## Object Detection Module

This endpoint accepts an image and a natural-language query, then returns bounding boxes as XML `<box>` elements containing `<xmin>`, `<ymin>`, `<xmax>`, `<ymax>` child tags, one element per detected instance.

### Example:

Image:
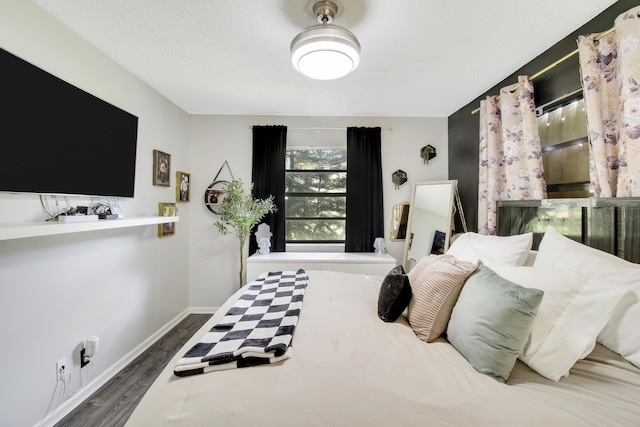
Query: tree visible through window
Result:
<box><xmin>285</xmin><ymin>149</ymin><xmax>346</xmax><ymax>243</ymax></box>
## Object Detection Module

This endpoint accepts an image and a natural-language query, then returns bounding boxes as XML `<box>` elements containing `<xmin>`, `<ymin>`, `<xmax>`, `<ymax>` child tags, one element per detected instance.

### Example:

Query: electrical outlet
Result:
<box><xmin>56</xmin><ymin>357</ymin><xmax>67</xmax><ymax>380</ymax></box>
<box><xmin>80</xmin><ymin>348</ymin><xmax>89</xmax><ymax>368</ymax></box>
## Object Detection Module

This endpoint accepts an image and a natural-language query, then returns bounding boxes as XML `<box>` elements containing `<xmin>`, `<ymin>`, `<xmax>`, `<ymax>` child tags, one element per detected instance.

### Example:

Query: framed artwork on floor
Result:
<box><xmin>176</xmin><ymin>171</ymin><xmax>190</xmax><ymax>202</ymax></box>
<box><xmin>153</xmin><ymin>150</ymin><xmax>171</xmax><ymax>186</ymax></box>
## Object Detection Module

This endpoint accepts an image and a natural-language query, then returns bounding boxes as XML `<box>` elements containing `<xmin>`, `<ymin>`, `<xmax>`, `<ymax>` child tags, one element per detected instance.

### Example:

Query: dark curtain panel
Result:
<box><xmin>345</xmin><ymin>127</ymin><xmax>384</xmax><ymax>252</ymax></box>
<box><xmin>250</xmin><ymin>125</ymin><xmax>287</xmax><ymax>255</ymax></box>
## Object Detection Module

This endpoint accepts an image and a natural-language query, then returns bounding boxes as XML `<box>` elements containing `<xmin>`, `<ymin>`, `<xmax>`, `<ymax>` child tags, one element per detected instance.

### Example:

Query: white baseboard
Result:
<box><xmin>36</xmin><ymin>308</ymin><xmax>191</xmax><ymax>427</ymax></box>
<box><xmin>188</xmin><ymin>306</ymin><xmax>219</xmax><ymax>314</ymax></box>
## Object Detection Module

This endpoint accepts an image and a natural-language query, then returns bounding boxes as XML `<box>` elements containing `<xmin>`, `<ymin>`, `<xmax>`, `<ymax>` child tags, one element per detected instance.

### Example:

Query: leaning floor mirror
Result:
<box><xmin>402</xmin><ymin>180</ymin><xmax>457</xmax><ymax>272</ymax></box>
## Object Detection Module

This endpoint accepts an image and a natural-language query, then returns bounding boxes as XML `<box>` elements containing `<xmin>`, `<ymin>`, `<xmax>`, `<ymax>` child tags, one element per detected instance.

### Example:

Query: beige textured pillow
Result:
<box><xmin>407</xmin><ymin>254</ymin><xmax>441</xmax><ymax>286</ymax></box>
<box><xmin>408</xmin><ymin>255</ymin><xmax>478</xmax><ymax>342</ymax></box>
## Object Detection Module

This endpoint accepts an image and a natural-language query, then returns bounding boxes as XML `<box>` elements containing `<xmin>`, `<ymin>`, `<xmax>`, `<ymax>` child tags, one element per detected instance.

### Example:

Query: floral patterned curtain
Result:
<box><xmin>578</xmin><ymin>6</ymin><xmax>640</xmax><ymax>197</ymax></box>
<box><xmin>478</xmin><ymin>76</ymin><xmax>547</xmax><ymax>235</ymax></box>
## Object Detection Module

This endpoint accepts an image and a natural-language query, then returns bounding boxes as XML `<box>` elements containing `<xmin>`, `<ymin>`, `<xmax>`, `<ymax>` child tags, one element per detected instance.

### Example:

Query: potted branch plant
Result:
<box><xmin>214</xmin><ymin>179</ymin><xmax>277</xmax><ymax>287</ymax></box>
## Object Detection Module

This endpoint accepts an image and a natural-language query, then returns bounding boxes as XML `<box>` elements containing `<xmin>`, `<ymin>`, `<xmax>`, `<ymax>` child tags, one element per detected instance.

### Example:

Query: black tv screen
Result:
<box><xmin>0</xmin><ymin>47</ymin><xmax>138</xmax><ymax>198</ymax></box>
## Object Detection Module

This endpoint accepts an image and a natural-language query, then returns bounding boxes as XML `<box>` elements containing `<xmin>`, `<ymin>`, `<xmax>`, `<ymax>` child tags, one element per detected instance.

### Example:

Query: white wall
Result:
<box><xmin>0</xmin><ymin>2</ymin><xmax>448</xmax><ymax>426</ymax></box>
<box><xmin>187</xmin><ymin>115</ymin><xmax>448</xmax><ymax>308</ymax></box>
<box><xmin>0</xmin><ymin>1</ymin><xmax>191</xmax><ymax>426</ymax></box>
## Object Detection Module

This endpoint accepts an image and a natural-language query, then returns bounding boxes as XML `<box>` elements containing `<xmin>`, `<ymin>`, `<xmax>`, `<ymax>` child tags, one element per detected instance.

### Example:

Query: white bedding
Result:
<box><xmin>125</xmin><ymin>270</ymin><xmax>640</xmax><ymax>427</ymax></box>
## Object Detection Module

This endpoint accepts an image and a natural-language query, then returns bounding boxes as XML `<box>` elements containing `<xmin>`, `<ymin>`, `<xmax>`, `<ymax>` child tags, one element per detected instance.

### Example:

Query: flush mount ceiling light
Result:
<box><xmin>290</xmin><ymin>1</ymin><xmax>361</xmax><ymax>80</ymax></box>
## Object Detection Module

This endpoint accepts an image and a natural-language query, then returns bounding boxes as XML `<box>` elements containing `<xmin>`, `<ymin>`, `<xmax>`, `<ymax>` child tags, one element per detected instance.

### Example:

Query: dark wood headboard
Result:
<box><xmin>497</xmin><ymin>198</ymin><xmax>640</xmax><ymax>264</ymax></box>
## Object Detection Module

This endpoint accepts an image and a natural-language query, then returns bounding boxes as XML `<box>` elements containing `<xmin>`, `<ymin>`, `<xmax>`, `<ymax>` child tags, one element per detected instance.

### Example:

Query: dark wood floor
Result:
<box><xmin>54</xmin><ymin>313</ymin><xmax>211</xmax><ymax>427</ymax></box>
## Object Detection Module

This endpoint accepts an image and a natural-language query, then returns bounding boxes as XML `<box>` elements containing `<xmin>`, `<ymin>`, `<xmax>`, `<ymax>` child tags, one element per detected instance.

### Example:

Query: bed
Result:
<box><xmin>125</xmin><ymin>226</ymin><xmax>640</xmax><ymax>426</ymax></box>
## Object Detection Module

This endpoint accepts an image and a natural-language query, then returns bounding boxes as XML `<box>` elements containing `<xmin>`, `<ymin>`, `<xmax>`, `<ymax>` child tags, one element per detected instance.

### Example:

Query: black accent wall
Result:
<box><xmin>448</xmin><ymin>0</ymin><xmax>638</xmax><ymax>232</ymax></box>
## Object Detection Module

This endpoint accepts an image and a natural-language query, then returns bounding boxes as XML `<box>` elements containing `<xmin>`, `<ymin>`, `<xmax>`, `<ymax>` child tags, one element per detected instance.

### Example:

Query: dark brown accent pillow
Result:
<box><xmin>377</xmin><ymin>265</ymin><xmax>412</xmax><ymax>322</ymax></box>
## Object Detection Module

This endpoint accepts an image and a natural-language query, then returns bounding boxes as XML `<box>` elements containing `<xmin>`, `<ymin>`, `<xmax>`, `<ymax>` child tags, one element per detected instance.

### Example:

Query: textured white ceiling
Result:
<box><xmin>34</xmin><ymin>0</ymin><xmax>618</xmax><ymax>117</ymax></box>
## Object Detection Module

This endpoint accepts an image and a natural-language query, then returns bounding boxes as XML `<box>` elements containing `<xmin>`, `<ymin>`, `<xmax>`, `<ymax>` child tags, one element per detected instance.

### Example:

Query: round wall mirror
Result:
<box><xmin>204</xmin><ymin>180</ymin><xmax>229</xmax><ymax>214</ymax></box>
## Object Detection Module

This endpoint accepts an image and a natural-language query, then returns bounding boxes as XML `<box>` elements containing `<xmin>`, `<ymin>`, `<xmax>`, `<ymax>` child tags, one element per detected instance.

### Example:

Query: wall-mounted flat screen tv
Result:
<box><xmin>0</xmin><ymin>46</ymin><xmax>139</xmax><ymax>198</ymax></box>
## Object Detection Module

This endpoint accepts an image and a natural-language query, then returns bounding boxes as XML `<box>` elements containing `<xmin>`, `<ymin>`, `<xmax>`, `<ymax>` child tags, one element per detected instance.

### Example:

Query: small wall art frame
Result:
<box><xmin>153</xmin><ymin>150</ymin><xmax>171</xmax><ymax>186</ymax></box>
<box><xmin>158</xmin><ymin>202</ymin><xmax>177</xmax><ymax>237</ymax></box>
<box><xmin>176</xmin><ymin>171</ymin><xmax>190</xmax><ymax>202</ymax></box>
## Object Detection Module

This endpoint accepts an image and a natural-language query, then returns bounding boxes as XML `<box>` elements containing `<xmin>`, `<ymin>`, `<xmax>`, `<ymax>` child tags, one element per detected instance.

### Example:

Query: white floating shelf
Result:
<box><xmin>0</xmin><ymin>216</ymin><xmax>179</xmax><ymax>241</ymax></box>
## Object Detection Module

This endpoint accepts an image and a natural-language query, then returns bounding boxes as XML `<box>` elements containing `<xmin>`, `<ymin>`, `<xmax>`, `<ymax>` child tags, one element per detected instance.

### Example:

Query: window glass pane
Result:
<box><xmin>542</xmin><ymin>143</ymin><xmax>590</xmax><ymax>185</ymax></box>
<box><xmin>537</xmin><ymin>99</ymin><xmax>587</xmax><ymax>148</ymax></box>
<box><xmin>286</xmin><ymin>219</ymin><xmax>346</xmax><ymax>241</ymax></box>
<box><xmin>285</xmin><ymin>148</ymin><xmax>347</xmax><ymax>243</ymax></box>
<box><xmin>286</xmin><ymin>196</ymin><xmax>346</xmax><ymax>218</ymax></box>
<box><xmin>537</xmin><ymin>98</ymin><xmax>591</xmax><ymax>198</ymax></box>
<box><xmin>285</xmin><ymin>149</ymin><xmax>346</xmax><ymax>170</ymax></box>
<box><xmin>286</xmin><ymin>171</ymin><xmax>346</xmax><ymax>193</ymax></box>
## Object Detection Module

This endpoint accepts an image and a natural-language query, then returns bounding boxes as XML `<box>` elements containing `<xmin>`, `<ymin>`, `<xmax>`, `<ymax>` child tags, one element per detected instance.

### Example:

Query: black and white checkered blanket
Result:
<box><xmin>174</xmin><ymin>269</ymin><xmax>308</xmax><ymax>377</ymax></box>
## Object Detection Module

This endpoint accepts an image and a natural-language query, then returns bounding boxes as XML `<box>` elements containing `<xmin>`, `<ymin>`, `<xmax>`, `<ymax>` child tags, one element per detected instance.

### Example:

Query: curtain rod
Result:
<box><xmin>250</xmin><ymin>126</ymin><xmax>392</xmax><ymax>131</ymax></box>
<box><xmin>471</xmin><ymin>26</ymin><xmax>615</xmax><ymax>115</ymax></box>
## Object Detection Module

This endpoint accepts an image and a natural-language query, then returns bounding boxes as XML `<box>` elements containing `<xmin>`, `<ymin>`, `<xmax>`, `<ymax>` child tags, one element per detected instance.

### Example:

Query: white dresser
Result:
<box><xmin>246</xmin><ymin>252</ymin><xmax>397</xmax><ymax>282</ymax></box>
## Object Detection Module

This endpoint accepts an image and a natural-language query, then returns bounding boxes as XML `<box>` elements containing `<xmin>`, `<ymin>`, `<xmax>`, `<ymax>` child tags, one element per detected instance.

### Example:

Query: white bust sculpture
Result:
<box><xmin>255</xmin><ymin>223</ymin><xmax>273</xmax><ymax>255</ymax></box>
<box><xmin>258</xmin><ymin>237</ymin><xmax>271</xmax><ymax>255</ymax></box>
<box><xmin>373</xmin><ymin>237</ymin><xmax>386</xmax><ymax>254</ymax></box>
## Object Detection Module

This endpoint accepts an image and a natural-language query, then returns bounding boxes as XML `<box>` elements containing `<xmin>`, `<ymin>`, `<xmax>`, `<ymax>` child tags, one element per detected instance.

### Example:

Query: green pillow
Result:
<box><xmin>446</xmin><ymin>263</ymin><xmax>543</xmax><ymax>383</ymax></box>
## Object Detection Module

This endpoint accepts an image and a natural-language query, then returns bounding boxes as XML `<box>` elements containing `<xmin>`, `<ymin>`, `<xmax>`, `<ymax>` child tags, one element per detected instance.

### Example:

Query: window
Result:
<box><xmin>285</xmin><ymin>149</ymin><xmax>347</xmax><ymax>243</ymax></box>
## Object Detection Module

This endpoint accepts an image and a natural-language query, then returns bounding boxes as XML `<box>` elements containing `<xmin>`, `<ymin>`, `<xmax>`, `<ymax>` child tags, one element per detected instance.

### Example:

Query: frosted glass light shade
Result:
<box><xmin>290</xmin><ymin>24</ymin><xmax>360</xmax><ymax>80</ymax></box>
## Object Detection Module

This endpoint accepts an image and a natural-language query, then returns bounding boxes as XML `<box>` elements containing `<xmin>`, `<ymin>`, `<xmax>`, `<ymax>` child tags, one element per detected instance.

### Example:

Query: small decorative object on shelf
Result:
<box><xmin>258</xmin><ymin>237</ymin><xmax>271</xmax><ymax>254</ymax></box>
<box><xmin>107</xmin><ymin>198</ymin><xmax>123</xmax><ymax>218</ymax></box>
<box><xmin>158</xmin><ymin>202</ymin><xmax>177</xmax><ymax>237</ymax></box>
<box><xmin>392</xmin><ymin>169</ymin><xmax>407</xmax><ymax>189</ymax></box>
<box><xmin>254</xmin><ymin>223</ymin><xmax>273</xmax><ymax>255</ymax></box>
<box><xmin>373</xmin><ymin>237</ymin><xmax>386</xmax><ymax>254</ymax></box>
<box><xmin>420</xmin><ymin>145</ymin><xmax>436</xmax><ymax>164</ymax></box>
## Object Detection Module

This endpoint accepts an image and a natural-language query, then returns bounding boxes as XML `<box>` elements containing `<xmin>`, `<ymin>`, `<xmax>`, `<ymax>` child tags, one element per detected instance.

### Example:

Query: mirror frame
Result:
<box><xmin>389</xmin><ymin>201</ymin><xmax>410</xmax><ymax>241</ymax></box>
<box><xmin>402</xmin><ymin>180</ymin><xmax>457</xmax><ymax>271</ymax></box>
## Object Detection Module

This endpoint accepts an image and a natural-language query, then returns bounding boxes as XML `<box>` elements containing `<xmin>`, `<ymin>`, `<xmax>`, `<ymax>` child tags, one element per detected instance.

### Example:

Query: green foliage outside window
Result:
<box><xmin>285</xmin><ymin>149</ymin><xmax>347</xmax><ymax>242</ymax></box>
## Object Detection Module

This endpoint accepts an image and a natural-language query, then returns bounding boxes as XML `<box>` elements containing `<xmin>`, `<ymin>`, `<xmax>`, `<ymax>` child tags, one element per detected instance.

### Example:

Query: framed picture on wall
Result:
<box><xmin>158</xmin><ymin>221</ymin><xmax>175</xmax><ymax>237</ymax></box>
<box><xmin>176</xmin><ymin>171</ymin><xmax>190</xmax><ymax>202</ymax></box>
<box><xmin>153</xmin><ymin>150</ymin><xmax>171</xmax><ymax>186</ymax></box>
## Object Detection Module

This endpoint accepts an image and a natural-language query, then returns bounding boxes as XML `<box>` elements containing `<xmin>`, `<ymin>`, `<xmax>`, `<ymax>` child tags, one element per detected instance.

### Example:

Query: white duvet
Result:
<box><xmin>126</xmin><ymin>270</ymin><xmax>640</xmax><ymax>427</ymax></box>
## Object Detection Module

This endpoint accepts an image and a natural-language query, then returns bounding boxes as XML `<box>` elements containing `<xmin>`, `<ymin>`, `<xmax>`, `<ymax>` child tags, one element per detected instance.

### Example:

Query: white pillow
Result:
<box><xmin>445</xmin><ymin>232</ymin><xmax>533</xmax><ymax>268</ymax></box>
<box><xmin>534</xmin><ymin>226</ymin><xmax>640</xmax><ymax>368</ymax></box>
<box><xmin>492</xmin><ymin>265</ymin><xmax>628</xmax><ymax>381</ymax></box>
